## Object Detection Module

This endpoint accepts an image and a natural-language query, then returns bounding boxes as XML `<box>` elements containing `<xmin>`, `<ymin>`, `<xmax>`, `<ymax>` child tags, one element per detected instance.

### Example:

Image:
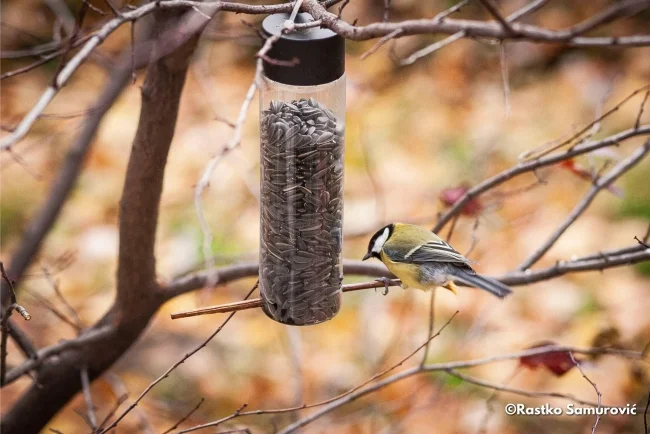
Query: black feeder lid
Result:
<box><xmin>261</xmin><ymin>13</ymin><xmax>345</xmax><ymax>86</ymax></box>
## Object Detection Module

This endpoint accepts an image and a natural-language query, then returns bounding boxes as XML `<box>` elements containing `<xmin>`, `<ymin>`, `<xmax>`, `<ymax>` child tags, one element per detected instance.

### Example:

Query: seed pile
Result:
<box><xmin>260</xmin><ymin>98</ymin><xmax>344</xmax><ymax>326</ymax></box>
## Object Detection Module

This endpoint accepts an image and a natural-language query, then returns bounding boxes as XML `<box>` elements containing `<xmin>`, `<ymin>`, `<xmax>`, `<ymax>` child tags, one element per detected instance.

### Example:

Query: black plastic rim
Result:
<box><xmin>261</xmin><ymin>13</ymin><xmax>345</xmax><ymax>86</ymax></box>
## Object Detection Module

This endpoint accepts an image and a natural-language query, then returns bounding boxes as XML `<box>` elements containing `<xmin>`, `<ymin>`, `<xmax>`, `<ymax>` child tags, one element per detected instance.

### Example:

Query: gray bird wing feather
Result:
<box><xmin>384</xmin><ymin>239</ymin><xmax>471</xmax><ymax>265</ymax></box>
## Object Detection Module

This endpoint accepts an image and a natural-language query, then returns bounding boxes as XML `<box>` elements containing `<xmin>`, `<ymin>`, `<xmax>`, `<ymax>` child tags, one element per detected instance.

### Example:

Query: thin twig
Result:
<box><xmin>96</xmin><ymin>393</ymin><xmax>129</xmax><ymax>432</ymax></box>
<box><xmin>178</xmin><ymin>312</ymin><xmax>458</xmax><ymax>433</ymax></box>
<box><xmin>161</xmin><ymin>397</ymin><xmax>205</xmax><ymax>434</ymax></box>
<box><xmin>433</xmin><ymin>0</ymin><xmax>470</xmax><ymax>23</ymax></box>
<box><xmin>1</xmin><ymin>262</ymin><xmax>31</xmax><ymax>385</ymax></box>
<box><xmin>360</xmin><ymin>28</ymin><xmax>402</xmax><ymax>59</ymax></box>
<box><xmin>165</xmin><ymin>241</ymin><xmax>650</xmax><ymax>316</ymax></box>
<box><xmin>506</xmin><ymin>0</ymin><xmax>549</xmax><ymax>22</ymax></box>
<box><xmin>519</xmin><ymin>84</ymin><xmax>650</xmax><ymax>161</ymax></box>
<box><xmin>171</xmin><ymin>279</ymin><xmax>401</xmax><ymax>318</ymax></box>
<box><xmin>103</xmin><ymin>373</ymin><xmax>155</xmax><ymax>434</ymax></box>
<box><xmin>478</xmin><ymin>0</ymin><xmax>517</xmax><ymax>36</ymax></box>
<box><xmin>41</xmin><ymin>265</ymin><xmax>83</xmax><ymax>329</ymax></box>
<box><xmin>26</xmin><ymin>289</ymin><xmax>81</xmax><ymax>332</ymax></box>
<box><xmin>337</xmin><ymin>0</ymin><xmax>350</xmax><ymax>19</ymax></box>
<box><xmin>636</xmin><ymin>90</ymin><xmax>650</xmax><ymax>130</ymax></box>
<box><xmin>80</xmin><ymin>365</ymin><xmax>98</xmax><ymax>429</ymax></box>
<box><xmin>518</xmin><ymin>139</ymin><xmax>650</xmax><ymax>270</ymax></box>
<box><xmin>476</xmin><ymin>367</ymin><xmax>521</xmax><ymax>434</ymax></box>
<box><xmin>383</xmin><ymin>0</ymin><xmax>391</xmax><ymax>22</ymax></box>
<box><xmin>434</xmin><ymin>121</ymin><xmax>650</xmax><ymax>232</ymax></box>
<box><xmin>446</xmin><ymin>368</ymin><xmax>601</xmax><ymax>408</ymax></box>
<box><xmin>500</xmin><ymin>42</ymin><xmax>510</xmax><ymax>117</ymax></box>
<box><xmin>3</xmin><ymin>325</ymin><xmax>112</xmax><ymax>386</ymax></box>
<box><xmin>570</xmin><ymin>352</ymin><xmax>601</xmax><ymax>433</ymax></box>
<box><xmin>104</xmin><ymin>0</ymin><xmax>122</xmax><ymax>16</ymax></box>
<box><xmin>273</xmin><ymin>343</ymin><xmax>635</xmax><ymax>434</ymax></box>
<box><xmin>98</xmin><ymin>282</ymin><xmax>259</xmax><ymax>434</ymax></box>
<box><xmin>420</xmin><ymin>288</ymin><xmax>437</xmax><ymax>366</ymax></box>
<box><xmin>399</xmin><ymin>31</ymin><xmax>466</xmax><ymax>65</ymax></box>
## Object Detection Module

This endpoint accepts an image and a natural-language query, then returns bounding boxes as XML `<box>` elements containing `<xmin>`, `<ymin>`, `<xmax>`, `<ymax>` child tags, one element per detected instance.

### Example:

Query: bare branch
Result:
<box><xmin>41</xmin><ymin>265</ymin><xmax>84</xmax><ymax>329</ymax></box>
<box><xmin>178</xmin><ymin>312</ymin><xmax>458</xmax><ymax>433</ymax></box>
<box><xmin>3</xmin><ymin>325</ymin><xmax>112</xmax><ymax>386</ymax></box>
<box><xmin>420</xmin><ymin>289</ymin><xmax>437</xmax><ymax>366</ymax></box>
<box><xmin>500</xmin><ymin>248</ymin><xmax>650</xmax><ymax>285</ymax></box>
<box><xmin>104</xmin><ymin>0</ymin><xmax>122</xmax><ymax>17</ymax></box>
<box><xmin>80</xmin><ymin>365</ymin><xmax>97</xmax><ymax>429</ymax></box>
<box><xmin>1</xmin><ymin>11</ymin><xmax>201</xmax><ymax>432</ymax></box>
<box><xmin>360</xmin><ymin>28</ymin><xmax>402</xmax><ymax>59</ymax></box>
<box><xmin>568</xmin><ymin>0</ymin><xmax>650</xmax><ymax>37</ymax></box>
<box><xmin>170</xmin><ymin>277</ymin><xmax>400</xmax><ymax>319</ymax></box>
<box><xmin>0</xmin><ymin>41</ymin><xmax>151</xmax><ymax>309</ymax></box>
<box><xmin>0</xmin><ymin>1</ymin><xmax>304</xmax><ymax>151</ymax></box>
<box><xmin>478</xmin><ymin>0</ymin><xmax>517</xmax><ymax>36</ymax></box>
<box><xmin>302</xmin><ymin>0</ymin><xmax>650</xmax><ymax>46</ymax></box>
<box><xmin>637</xmin><ymin>90</ymin><xmax>650</xmax><ymax>130</ymax></box>
<box><xmin>194</xmin><ymin>6</ymin><xmax>311</xmax><ymax>291</ymax></box>
<box><xmin>0</xmin><ymin>262</ymin><xmax>31</xmax><ymax>385</ymax></box>
<box><xmin>506</xmin><ymin>0</ymin><xmax>549</xmax><ymax>22</ymax></box>
<box><xmin>570</xmin><ymin>353</ymin><xmax>601</xmax><ymax>433</ymax></box>
<box><xmin>4</xmin><ymin>0</ymin><xmax>650</xmax><ymax>150</ymax></box>
<box><xmin>518</xmin><ymin>139</ymin><xmax>650</xmax><ymax>270</ymax></box>
<box><xmin>98</xmin><ymin>283</ymin><xmax>258</xmax><ymax>434</ymax></box>
<box><xmin>44</xmin><ymin>0</ymin><xmax>76</xmax><ymax>36</ymax></box>
<box><xmin>273</xmin><ymin>344</ymin><xmax>643</xmax><ymax>434</ymax></box>
<box><xmin>520</xmin><ymin>84</ymin><xmax>650</xmax><ymax>161</ymax></box>
<box><xmin>399</xmin><ymin>31</ymin><xmax>466</xmax><ymax>66</ymax></box>
<box><xmin>445</xmin><ymin>369</ymin><xmax>601</xmax><ymax>408</ymax></box>
<box><xmin>500</xmin><ymin>42</ymin><xmax>510</xmax><ymax>116</ymax></box>
<box><xmin>168</xmin><ymin>242</ymin><xmax>650</xmax><ymax>318</ymax></box>
<box><xmin>162</xmin><ymin>398</ymin><xmax>205</xmax><ymax>434</ymax></box>
<box><xmin>434</xmin><ymin>122</ymin><xmax>650</xmax><ymax>232</ymax></box>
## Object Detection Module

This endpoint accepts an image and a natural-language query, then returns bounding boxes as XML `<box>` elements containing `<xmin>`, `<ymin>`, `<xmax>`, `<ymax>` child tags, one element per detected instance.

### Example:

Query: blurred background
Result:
<box><xmin>1</xmin><ymin>0</ymin><xmax>650</xmax><ymax>432</ymax></box>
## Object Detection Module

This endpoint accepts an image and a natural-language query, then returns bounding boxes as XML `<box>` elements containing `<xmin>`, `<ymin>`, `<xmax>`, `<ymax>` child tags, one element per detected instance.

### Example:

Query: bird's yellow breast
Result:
<box><xmin>380</xmin><ymin>251</ymin><xmax>431</xmax><ymax>290</ymax></box>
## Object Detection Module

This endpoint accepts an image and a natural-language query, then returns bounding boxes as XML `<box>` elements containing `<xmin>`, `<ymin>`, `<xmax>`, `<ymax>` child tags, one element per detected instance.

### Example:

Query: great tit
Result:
<box><xmin>362</xmin><ymin>223</ymin><xmax>512</xmax><ymax>298</ymax></box>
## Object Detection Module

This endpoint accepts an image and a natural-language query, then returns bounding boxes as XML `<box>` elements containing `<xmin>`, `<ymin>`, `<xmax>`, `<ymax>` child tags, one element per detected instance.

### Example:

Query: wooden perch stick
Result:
<box><xmin>170</xmin><ymin>279</ymin><xmax>401</xmax><ymax>319</ymax></box>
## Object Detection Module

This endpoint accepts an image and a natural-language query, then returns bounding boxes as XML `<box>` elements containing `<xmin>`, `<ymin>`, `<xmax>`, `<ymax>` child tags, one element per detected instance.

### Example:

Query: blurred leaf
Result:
<box><xmin>558</xmin><ymin>159</ymin><xmax>622</xmax><ymax>197</ymax></box>
<box><xmin>519</xmin><ymin>341</ymin><xmax>577</xmax><ymax>377</ymax></box>
<box><xmin>439</xmin><ymin>184</ymin><xmax>483</xmax><ymax>216</ymax></box>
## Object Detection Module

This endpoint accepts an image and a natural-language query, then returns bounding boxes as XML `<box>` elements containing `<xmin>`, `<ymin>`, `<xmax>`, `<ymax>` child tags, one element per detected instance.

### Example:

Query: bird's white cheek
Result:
<box><xmin>372</xmin><ymin>228</ymin><xmax>390</xmax><ymax>253</ymax></box>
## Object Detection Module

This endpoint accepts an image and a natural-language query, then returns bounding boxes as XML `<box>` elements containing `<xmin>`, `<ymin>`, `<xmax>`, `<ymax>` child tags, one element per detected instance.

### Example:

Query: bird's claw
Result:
<box><xmin>375</xmin><ymin>277</ymin><xmax>391</xmax><ymax>296</ymax></box>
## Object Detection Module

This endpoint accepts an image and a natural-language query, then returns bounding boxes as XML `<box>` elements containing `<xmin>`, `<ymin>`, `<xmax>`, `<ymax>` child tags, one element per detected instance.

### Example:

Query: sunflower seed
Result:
<box><xmin>260</xmin><ymin>97</ymin><xmax>345</xmax><ymax>326</ymax></box>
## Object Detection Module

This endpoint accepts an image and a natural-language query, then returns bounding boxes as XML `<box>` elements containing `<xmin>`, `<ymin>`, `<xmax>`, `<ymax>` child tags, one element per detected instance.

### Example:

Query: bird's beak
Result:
<box><xmin>362</xmin><ymin>252</ymin><xmax>372</xmax><ymax>261</ymax></box>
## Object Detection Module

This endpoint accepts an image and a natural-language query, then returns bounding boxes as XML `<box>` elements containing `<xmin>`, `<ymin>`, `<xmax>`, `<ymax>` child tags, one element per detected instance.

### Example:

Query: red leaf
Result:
<box><xmin>439</xmin><ymin>184</ymin><xmax>483</xmax><ymax>216</ymax></box>
<box><xmin>519</xmin><ymin>341</ymin><xmax>577</xmax><ymax>377</ymax></box>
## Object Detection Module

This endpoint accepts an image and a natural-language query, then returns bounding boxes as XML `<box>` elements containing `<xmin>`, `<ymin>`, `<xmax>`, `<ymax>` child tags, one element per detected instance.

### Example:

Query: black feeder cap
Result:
<box><xmin>261</xmin><ymin>13</ymin><xmax>345</xmax><ymax>86</ymax></box>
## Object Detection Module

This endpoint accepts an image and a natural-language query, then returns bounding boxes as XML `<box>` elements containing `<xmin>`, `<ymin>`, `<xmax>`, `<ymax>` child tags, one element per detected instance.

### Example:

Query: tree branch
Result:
<box><xmin>518</xmin><ymin>139</ymin><xmax>650</xmax><ymax>270</ymax></box>
<box><xmin>273</xmin><ymin>344</ymin><xmax>645</xmax><ymax>434</ymax></box>
<box><xmin>3</xmin><ymin>0</ymin><xmax>650</xmax><ymax>151</ymax></box>
<box><xmin>0</xmin><ymin>45</ymin><xmax>152</xmax><ymax>308</ymax></box>
<box><xmin>0</xmin><ymin>10</ymin><xmax>200</xmax><ymax>433</ymax></box>
<box><xmin>433</xmin><ymin>123</ymin><xmax>650</xmax><ymax>232</ymax></box>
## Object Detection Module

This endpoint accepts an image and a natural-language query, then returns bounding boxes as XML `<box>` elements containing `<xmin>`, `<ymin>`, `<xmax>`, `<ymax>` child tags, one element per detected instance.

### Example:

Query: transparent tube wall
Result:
<box><xmin>259</xmin><ymin>74</ymin><xmax>345</xmax><ymax>326</ymax></box>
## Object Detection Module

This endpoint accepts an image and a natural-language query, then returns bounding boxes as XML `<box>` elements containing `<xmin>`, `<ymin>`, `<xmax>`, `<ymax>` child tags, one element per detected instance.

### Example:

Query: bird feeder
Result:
<box><xmin>258</xmin><ymin>12</ymin><xmax>346</xmax><ymax>325</ymax></box>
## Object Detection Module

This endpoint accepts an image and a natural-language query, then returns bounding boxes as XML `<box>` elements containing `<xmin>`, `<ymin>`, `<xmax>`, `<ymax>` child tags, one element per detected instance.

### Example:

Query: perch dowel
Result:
<box><xmin>170</xmin><ymin>279</ymin><xmax>401</xmax><ymax>319</ymax></box>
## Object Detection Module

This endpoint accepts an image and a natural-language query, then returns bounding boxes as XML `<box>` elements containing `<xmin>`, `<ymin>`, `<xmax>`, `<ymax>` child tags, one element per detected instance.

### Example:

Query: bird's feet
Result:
<box><xmin>375</xmin><ymin>277</ymin><xmax>392</xmax><ymax>296</ymax></box>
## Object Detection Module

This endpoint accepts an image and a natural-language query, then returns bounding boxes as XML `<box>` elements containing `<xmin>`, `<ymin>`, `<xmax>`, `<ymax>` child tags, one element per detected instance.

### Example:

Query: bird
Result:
<box><xmin>362</xmin><ymin>223</ymin><xmax>512</xmax><ymax>298</ymax></box>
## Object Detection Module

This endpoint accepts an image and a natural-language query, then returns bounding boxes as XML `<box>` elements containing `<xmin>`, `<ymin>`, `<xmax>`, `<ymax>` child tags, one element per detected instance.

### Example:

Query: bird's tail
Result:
<box><xmin>451</xmin><ymin>268</ymin><xmax>512</xmax><ymax>299</ymax></box>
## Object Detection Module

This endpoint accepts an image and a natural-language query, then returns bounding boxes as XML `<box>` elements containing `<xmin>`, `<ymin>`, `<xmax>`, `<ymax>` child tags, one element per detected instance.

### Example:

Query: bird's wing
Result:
<box><xmin>398</xmin><ymin>239</ymin><xmax>470</xmax><ymax>264</ymax></box>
